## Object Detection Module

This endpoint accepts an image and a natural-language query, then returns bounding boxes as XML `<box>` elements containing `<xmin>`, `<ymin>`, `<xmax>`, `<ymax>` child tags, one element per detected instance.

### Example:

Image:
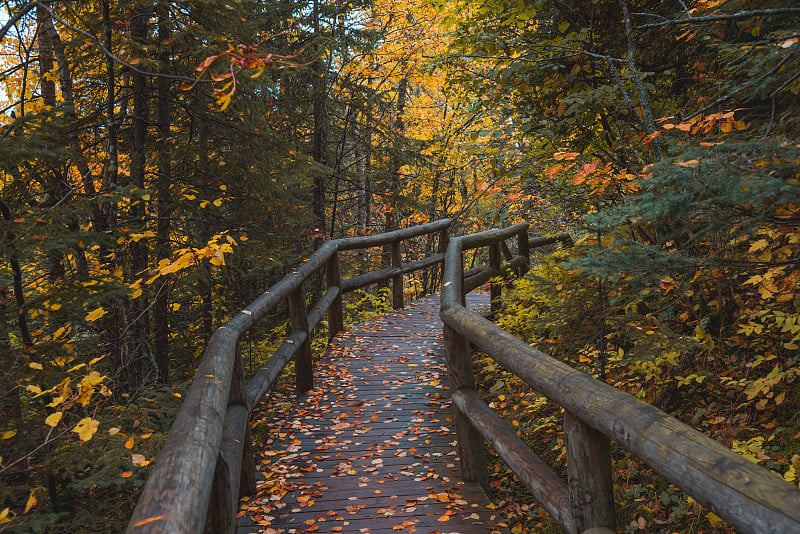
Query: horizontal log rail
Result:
<box><xmin>440</xmin><ymin>223</ymin><xmax>800</xmax><ymax>534</ymax></box>
<box><xmin>126</xmin><ymin>219</ymin><xmax>451</xmax><ymax>534</ymax></box>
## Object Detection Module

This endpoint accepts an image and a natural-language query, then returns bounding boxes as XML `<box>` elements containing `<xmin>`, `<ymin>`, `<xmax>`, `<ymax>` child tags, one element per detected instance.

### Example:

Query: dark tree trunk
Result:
<box><xmin>199</xmin><ymin>114</ymin><xmax>213</xmax><ymax>338</ymax></box>
<box><xmin>311</xmin><ymin>0</ymin><xmax>326</xmax><ymax>239</ymax></box>
<box><xmin>37</xmin><ymin>6</ymin><xmax>65</xmax><ymax>282</ymax></box>
<box><xmin>153</xmin><ymin>12</ymin><xmax>172</xmax><ymax>382</ymax></box>
<box><xmin>123</xmin><ymin>6</ymin><xmax>153</xmax><ymax>389</ymax></box>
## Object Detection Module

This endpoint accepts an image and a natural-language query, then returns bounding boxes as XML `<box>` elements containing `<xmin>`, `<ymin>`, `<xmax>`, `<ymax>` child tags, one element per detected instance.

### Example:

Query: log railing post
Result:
<box><xmin>391</xmin><ymin>240</ymin><xmax>404</xmax><ymax>309</ymax></box>
<box><xmin>288</xmin><ymin>286</ymin><xmax>313</xmax><ymax>394</ymax></box>
<box><xmin>239</xmin><ymin>424</ymin><xmax>257</xmax><ymax>498</ymax></box>
<box><xmin>564</xmin><ymin>413</ymin><xmax>616</xmax><ymax>534</ymax></box>
<box><xmin>438</xmin><ymin>227</ymin><xmax>450</xmax><ymax>253</ymax></box>
<box><xmin>488</xmin><ymin>243</ymin><xmax>502</xmax><ymax>314</ymax></box>
<box><xmin>230</xmin><ymin>342</ymin><xmax>256</xmax><ymax>500</ymax></box>
<box><xmin>326</xmin><ymin>250</ymin><xmax>344</xmax><ymax>340</ymax></box>
<box><xmin>443</xmin><ymin>324</ymin><xmax>489</xmax><ymax>488</ymax></box>
<box><xmin>203</xmin><ymin>452</ymin><xmax>234</xmax><ymax>534</ymax></box>
<box><xmin>518</xmin><ymin>228</ymin><xmax>530</xmax><ymax>276</ymax></box>
<box><xmin>436</xmin><ymin>228</ymin><xmax>450</xmax><ymax>293</ymax></box>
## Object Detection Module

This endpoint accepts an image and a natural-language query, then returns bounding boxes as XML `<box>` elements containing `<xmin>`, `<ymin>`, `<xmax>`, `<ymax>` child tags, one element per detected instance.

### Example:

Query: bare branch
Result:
<box><xmin>0</xmin><ymin>0</ymin><xmax>45</xmax><ymax>42</ymax></box>
<box><xmin>33</xmin><ymin>2</ymin><xmax>201</xmax><ymax>83</ymax></box>
<box><xmin>639</xmin><ymin>8</ymin><xmax>800</xmax><ymax>28</ymax></box>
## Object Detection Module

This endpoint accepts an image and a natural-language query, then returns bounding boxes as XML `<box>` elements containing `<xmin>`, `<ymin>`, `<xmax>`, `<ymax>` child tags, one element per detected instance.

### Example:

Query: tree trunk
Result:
<box><xmin>153</xmin><ymin>12</ymin><xmax>172</xmax><ymax>382</ymax></box>
<box><xmin>199</xmin><ymin>113</ymin><xmax>213</xmax><ymax>338</ymax></box>
<box><xmin>311</xmin><ymin>0</ymin><xmax>326</xmax><ymax>239</ymax></box>
<box><xmin>385</xmin><ymin>66</ymin><xmax>409</xmax><ymax>235</ymax></box>
<box><xmin>37</xmin><ymin>6</ymin><xmax>65</xmax><ymax>283</ymax></box>
<box><xmin>123</xmin><ymin>6</ymin><xmax>153</xmax><ymax>389</ymax></box>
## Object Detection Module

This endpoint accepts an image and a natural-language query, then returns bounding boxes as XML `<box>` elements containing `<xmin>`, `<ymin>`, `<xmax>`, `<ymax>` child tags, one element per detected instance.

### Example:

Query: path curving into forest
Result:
<box><xmin>237</xmin><ymin>292</ymin><xmax>509</xmax><ymax>534</ymax></box>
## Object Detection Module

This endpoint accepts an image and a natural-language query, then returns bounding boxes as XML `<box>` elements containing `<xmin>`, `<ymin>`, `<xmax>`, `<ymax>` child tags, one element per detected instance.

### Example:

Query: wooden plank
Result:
<box><xmin>129</xmin><ymin>224</ymin><xmax>454</xmax><ymax>534</ymax></box>
<box><xmin>239</xmin><ymin>424</ymin><xmax>257</xmax><ymax>499</ymax></box>
<box><xmin>528</xmin><ymin>232</ymin><xmax>572</xmax><ymax>250</ymax></box>
<box><xmin>452</xmin><ymin>388</ymin><xmax>573</xmax><ymax>532</ymax></box>
<box><xmin>341</xmin><ymin>266</ymin><xmax>402</xmax><ymax>293</ymax></box>
<box><xmin>240</xmin><ymin>294</ymin><xmax>506</xmax><ymax>534</ymax></box>
<box><xmin>219</xmin><ymin>404</ymin><xmax>249</xmax><ymax>528</ymax></box>
<box><xmin>391</xmin><ymin>240</ymin><xmax>404</xmax><ymax>309</ymax></box>
<box><xmin>489</xmin><ymin>243</ymin><xmax>501</xmax><ymax>314</ymax></box>
<box><xmin>460</xmin><ymin>222</ymin><xmax>528</xmax><ymax>251</ymax></box>
<box><xmin>288</xmin><ymin>286</ymin><xmax>313</xmax><ymax>394</ymax></box>
<box><xmin>203</xmin><ymin>452</ymin><xmax>233</xmax><ymax>534</ymax></box>
<box><xmin>335</xmin><ymin>218</ymin><xmax>451</xmax><ymax>251</ymax></box>
<box><xmin>443</xmin><ymin>324</ymin><xmax>489</xmax><ymax>488</ymax></box>
<box><xmin>326</xmin><ymin>251</ymin><xmax>344</xmax><ymax>340</ymax></box>
<box><xmin>401</xmin><ymin>252</ymin><xmax>444</xmax><ymax>274</ymax></box>
<box><xmin>245</xmin><ymin>330</ymin><xmax>305</xmax><ymax>411</ymax></box>
<box><xmin>127</xmin><ymin>327</ymin><xmax>238</xmax><ymax>534</ymax></box>
<box><xmin>307</xmin><ymin>285</ymin><xmax>339</xmax><ymax>334</ymax></box>
<box><xmin>564</xmin><ymin>412</ymin><xmax>615</xmax><ymax>534</ymax></box>
<box><xmin>517</xmin><ymin>227</ymin><xmax>530</xmax><ymax>276</ymax></box>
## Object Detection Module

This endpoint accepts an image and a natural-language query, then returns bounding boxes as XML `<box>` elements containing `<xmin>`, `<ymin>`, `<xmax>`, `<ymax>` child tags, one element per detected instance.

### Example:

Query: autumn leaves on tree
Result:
<box><xmin>1</xmin><ymin>0</ymin><xmax>800</xmax><ymax>531</ymax></box>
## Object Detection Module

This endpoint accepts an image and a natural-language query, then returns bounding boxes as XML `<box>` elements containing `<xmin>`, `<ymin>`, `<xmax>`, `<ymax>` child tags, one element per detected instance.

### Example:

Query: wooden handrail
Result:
<box><xmin>440</xmin><ymin>224</ymin><xmax>800</xmax><ymax>534</ymax></box>
<box><xmin>125</xmin><ymin>219</ymin><xmax>451</xmax><ymax>533</ymax></box>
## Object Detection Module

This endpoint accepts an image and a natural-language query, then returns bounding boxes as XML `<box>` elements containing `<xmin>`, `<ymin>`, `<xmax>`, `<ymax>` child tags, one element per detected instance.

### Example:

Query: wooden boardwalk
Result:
<box><xmin>238</xmin><ymin>293</ymin><xmax>509</xmax><ymax>534</ymax></box>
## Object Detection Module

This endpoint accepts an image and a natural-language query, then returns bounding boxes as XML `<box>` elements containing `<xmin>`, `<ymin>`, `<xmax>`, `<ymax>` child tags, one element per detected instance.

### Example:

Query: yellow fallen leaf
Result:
<box><xmin>45</xmin><ymin>412</ymin><xmax>63</xmax><ymax>427</ymax></box>
<box><xmin>0</xmin><ymin>507</ymin><xmax>10</xmax><ymax>524</ymax></box>
<box><xmin>2</xmin><ymin>431</ymin><xmax>16</xmax><ymax>440</ymax></box>
<box><xmin>29</xmin><ymin>362</ymin><xmax>43</xmax><ymax>370</ymax></box>
<box><xmin>24</xmin><ymin>489</ymin><xmax>37</xmax><ymax>514</ymax></box>
<box><xmin>85</xmin><ymin>307</ymin><xmax>107</xmax><ymax>322</ymax></box>
<box><xmin>72</xmin><ymin>417</ymin><xmax>99</xmax><ymax>442</ymax></box>
<box><xmin>125</xmin><ymin>436</ymin><xmax>135</xmax><ymax>449</ymax></box>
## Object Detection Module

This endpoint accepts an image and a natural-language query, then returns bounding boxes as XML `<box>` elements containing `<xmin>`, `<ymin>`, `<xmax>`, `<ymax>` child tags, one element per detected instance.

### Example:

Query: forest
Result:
<box><xmin>0</xmin><ymin>0</ymin><xmax>799</xmax><ymax>531</ymax></box>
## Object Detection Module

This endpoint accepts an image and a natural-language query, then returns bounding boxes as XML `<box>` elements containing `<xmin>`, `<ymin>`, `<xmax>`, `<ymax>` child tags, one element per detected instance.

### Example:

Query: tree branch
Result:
<box><xmin>639</xmin><ymin>8</ymin><xmax>800</xmax><ymax>28</ymax></box>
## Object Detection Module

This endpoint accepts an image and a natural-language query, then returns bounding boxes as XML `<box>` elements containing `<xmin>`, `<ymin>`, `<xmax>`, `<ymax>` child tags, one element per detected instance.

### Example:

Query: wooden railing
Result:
<box><xmin>125</xmin><ymin>219</ymin><xmax>451</xmax><ymax>534</ymax></box>
<box><xmin>440</xmin><ymin>222</ymin><xmax>800</xmax><ymax>534</ymax></box>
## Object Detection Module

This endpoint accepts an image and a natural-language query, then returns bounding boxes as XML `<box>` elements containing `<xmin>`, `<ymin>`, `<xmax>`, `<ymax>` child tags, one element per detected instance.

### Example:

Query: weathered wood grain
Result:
<box><xmin>203</xmin><ymin>452</ymin><xmax>233</xmax><ymax>534</ymax></box>
<box><xmin>336</xmin><ymin>218</ymin><xmax>451</xmax><ymax>250</ymax></box>
<box><xmin>444</xmin><ymin>324</ymin><xmax>489</xmax><ymax>488</ymax></box>
<box><xmin>244</xmin><ymin>330</ymin><xmax>304</xmax><ymax>411</ymax></box>
<box><xmin>402</xmin><ymin>251</ymin><xmax>444</xmax><ymax>274</ymax></box>
<box><xmin>442</xmin><ymin>229</ymin><xmax>800</xmax><ymax>534</ymax></box>
<box><xmin>341</xmin><ymin>266</ymin><xmax>402</xmax><ymax>293</ymax></box>
<box><xmin>127</xmin><ymin>221</ymin><xmax>453</xmax><ymax>534</ymax></box>
<box><xmin>325</xmin><ymin>251</ymin><xmax>344</xmax><ymax>340</ymax></box>
<box><xmin>564</xmin><ymin>412</ymin><xmax>615</xmax><ymax>534</ymax></box>
<box><xmin>517</xmin><ymin>227</ymin><xmax>530</xmax><ymax>276</ymax></box>
<box><xmin>391</xmin><ymin>240</ymin><xmax>404</xmax><ymax>309</ymax></box>
<box><xmin>307</xmin><ymin>285</ymin><xmax>339</xmax><ymax>334</ymax></box>
<box><xmin>127</xmin><ymin>326</ymin><xmax>238</xmax><ymax>534</ymax></box>
<box><xmin>238</xmin><ymin>294</ymin><xmax>507</xmax><ymax>534</ymax></box>
<box><xmin>288</xmin><ymin>286</ymin><xmax>313</xmax><ymax>394</ymax></box>
<box><xmin>452</xmin><ymin>387</ymin><xmax>573</xmax><ymax>532</ymax></box>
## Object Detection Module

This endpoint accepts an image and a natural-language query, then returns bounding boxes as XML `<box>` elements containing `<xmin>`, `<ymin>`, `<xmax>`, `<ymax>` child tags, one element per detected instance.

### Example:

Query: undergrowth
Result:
<box><xmin>474</xmin><ymin>257</ymin><xmax>800</xmax><ymax>533</ymax></box>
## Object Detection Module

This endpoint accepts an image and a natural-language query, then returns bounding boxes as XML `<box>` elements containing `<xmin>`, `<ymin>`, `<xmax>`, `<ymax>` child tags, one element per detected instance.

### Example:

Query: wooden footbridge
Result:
<box><xmin>126</xmin><ymin>220</ymin><xmax>800</xmax><ymax>534</ymax></box>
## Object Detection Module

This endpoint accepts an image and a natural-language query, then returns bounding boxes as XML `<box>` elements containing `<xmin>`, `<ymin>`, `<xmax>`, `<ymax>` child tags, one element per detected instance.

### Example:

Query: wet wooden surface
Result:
<box><xmin>238</xmin><ymin>293</ymin><xmax>509</xmax><ymax>534</ymax></box>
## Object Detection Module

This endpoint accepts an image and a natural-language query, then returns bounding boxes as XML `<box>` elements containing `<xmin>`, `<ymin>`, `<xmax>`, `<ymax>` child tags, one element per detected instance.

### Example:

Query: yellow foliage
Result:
<box><xmin>45</xmin><ymin>412</ymin><xmax>63</xmax><ymax>427</ymax></box>
<box><xmin>72</xmin><ymin>417</ymin><xmax>99</xmax><ymax>442</ymax></box>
